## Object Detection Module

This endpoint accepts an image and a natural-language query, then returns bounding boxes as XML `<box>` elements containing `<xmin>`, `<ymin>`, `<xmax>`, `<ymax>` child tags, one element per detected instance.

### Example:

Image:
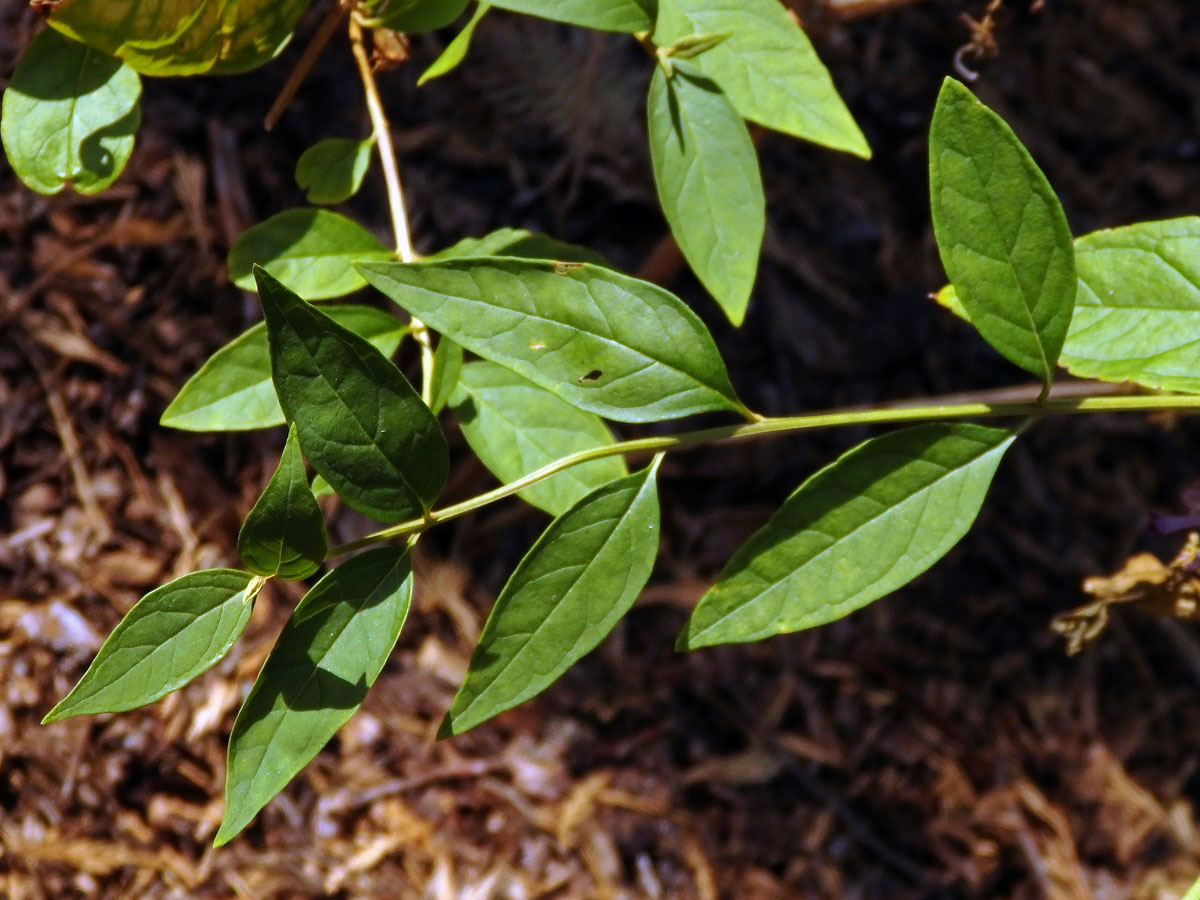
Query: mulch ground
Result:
<box><xmin>4</xmin><ymin>1</ymin><xmax>1200</xmax><ymax>897</ymax></box>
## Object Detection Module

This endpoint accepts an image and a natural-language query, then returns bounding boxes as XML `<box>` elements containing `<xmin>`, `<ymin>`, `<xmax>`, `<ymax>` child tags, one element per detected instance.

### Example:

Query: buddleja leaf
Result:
<box><xmin>679</xmin><ymin>424</ymin><xmax>1015</xmax><ymax>649</ymax></box>
<box><xmin>440</xmin><ymin>460</ymin><xmax>660</xmax><ymax>736</ymax></box>
<box><xmin>929</xmin><ymin>78</ymin><xmax>1075</xmax><ymax>388</ymax></box>
<box><xmin>419</xmin><ymin>3</ymin><xmax>490</xmax><ymax>85</ymax></box>
<box><xmin>215</xmin><ymin>547</ymin><xmax>412</xmax><ymax>846</ymax></box>
<box><xmin>295</xmin><ymin>137</ymin><xmax>375</xmax><ymax>205</ymax></box>
<box><xmin>361</xmin><ymin>0</ymin><xmax>470</xmax><ymax>31</ymax></box>
<box><xmin>358</xmin><ymin>258</ymin><xmax>745</xmax><ymax>422</ymax></box>
<box><xmin>484</xmin><ymin>0</ymin><xmax>650</xmax><ymax>32</ymax></box>
<box><xmin>430</xmin><ymin>227</ymin><xmax>611</xmax><ymax>267</ymax></box>
<box><xmin>161</xmin><ymin>305</ymin><xmax>407</xmax><ymax>432</ymax></box>
<box><xmin>450</xmin><ymin>361</ymin><xmax>628</xmax><ymax>516</ymax></box>
<box><xmin>43</xmin><ymin>570</ymin><xmax>260</xmax><ymax>722</ymax></box>
<box><xmin>647</xmin><ymin>62</ymin><xmax>764</xmax><ymax>325</ymax></box>
<box><xmin>654</xmin><ymin>0</ymin><xmax>869</xmax><ymax>157</ymax></box>
<box><xmin>1</xmin><ymin>29</ymin><xmax>141</xmax><ymax>196</ymax></box>
<box><xmin>237</xmin><ymin>424</ymin><xmax>327</xmax><ymax>580</ymax></box>
<box><xmin>48</xmin><ymin>0</ymin><xmax>313</xmax><ymax>76</ymax></box>
<box><xmin>258</xmin><ymin>269</ymin><xmax>448</xmax><ymax>523</ymax></box>
<box><xmin>936</xmin><ymin>218</ymin><xmax>1200</xmax><ymax>395</ymax></box>
<box><xmin>428</xmin><ymin>336</ymin><xmax>463</xmax><ymax>414</ymax></box>
<box><xmin>229</xmin><ymin>209</ymin><xmax>392</xmax><ymax>300</ymax></box>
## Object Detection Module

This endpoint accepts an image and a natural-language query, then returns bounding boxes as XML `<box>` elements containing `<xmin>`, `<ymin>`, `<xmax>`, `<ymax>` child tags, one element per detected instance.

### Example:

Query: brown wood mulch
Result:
<box><xmin>4</xmin><ymin>1</ymin><xmax>1200</xmax><ymax>897</ymax></box>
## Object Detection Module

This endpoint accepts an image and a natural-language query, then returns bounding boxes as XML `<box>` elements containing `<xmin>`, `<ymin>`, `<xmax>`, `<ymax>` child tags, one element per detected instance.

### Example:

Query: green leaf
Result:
<box><xmin>654</xmin><ymin>0</ymin><xmax>868</xmax><ymax>157</ymax></box>
<box><xmin>358</xmin><ymin>258</ymin><xmax>744</xmax><ymax>422</ymax></box>
<box><xmin>161</xmin><ymin>305</ymin><xmax>406</xmax><ymax>432</ymax></box>
<box><xmin>258</xmin><ymin>268</ymin><xmax>448</xmax><ymax>523</ymax></box>
<box><xmin>679</xmin><ymin>423</ymin><xmax>1015</xmax><ymax>649</ymax></box>
<box><xmin>484</xmin><ymin>0</ymin><xmax>650</xmax><ymax>32</ymax></box>
<box><xmin>929</xmin><ymin>77</ymin><xmax>1076</xmax><ymax>387</ymax></box>
<box><xmin>1</xmin><ymin>29</ymin><xmax>141</xmax><ymax>196</ymax></box>
<box><xmin>936</xmin><ymin>218</ymin><xmax>1200</xmax><ymax>395</ymax></box>
<box><xmin>418</xmin><ymin>3</ymin><xmax>489</xmax><ymax>85</ymax></box>
<box><xmin>429</xmin><ymin>227</ymin><xmax>611</xmax><ymax>267</ymax></box>
<box><xmin>43</xmin><ymin>570</ymin><xmax>259</xmax><ymax>722</ymax></box>
<box><xmin>428</xmin><ymin>335</ymin><xmax>463</xmax><ymax>414</ymax></box>
<box><xmin>295</xmin><ymin>137</ymin><xmax>375</xmax><ymax>206</ymax></box>
<box><xmin>215</xmin><ymin>547</ymin><xmax>412</xmax><ymax>845</ymax></box>
<box><xmin>450</xmin><ymin>361</ymin><xmax>628</xmax><ymax>516</ymax></box>
<box><xmin>47</xmin><ymin>0</ymin><xmax>313</xmax><ymax>76</ymax></box>
<box><xmin>440</xmin><ymin>460</ymin><xmax>660</xmax><ymax>736</ymax></box>
<box><xmin>361</xmin><ymin>0</ymin><xmax>470</xmax><ymax>31</ymax></box>
<box><xmin>647</xmin><ymin>62</ymin><xmax>764</xmax><ymax>325</ymax></box>
<box><xmin>237</xmin><ymin>424</ymin><xmax>327</xmax><ymax>580</ymax></box>
<box><xmin>228</xmin><ymin>209</ymin><xmax>392</xmax><ymax>301</ymax></box>
<box><xmin>1063</xmin><ymin>218</ymin><xmax>1200</xmax><ymax>394</ymax></box>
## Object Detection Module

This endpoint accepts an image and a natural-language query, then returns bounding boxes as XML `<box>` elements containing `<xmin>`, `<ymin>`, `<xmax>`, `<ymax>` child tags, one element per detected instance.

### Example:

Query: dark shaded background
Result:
<box><xmin>3</xmin><ymin>1</ymin><xmax>1200</xmax><ymax>897</ymax></box>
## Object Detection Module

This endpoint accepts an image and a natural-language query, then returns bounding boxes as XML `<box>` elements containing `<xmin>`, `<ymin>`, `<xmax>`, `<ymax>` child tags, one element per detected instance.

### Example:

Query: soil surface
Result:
<box><xmin>3</xmin><ymin>1</ymin><xmax>1200</xmax><ymax>898</ymax></box>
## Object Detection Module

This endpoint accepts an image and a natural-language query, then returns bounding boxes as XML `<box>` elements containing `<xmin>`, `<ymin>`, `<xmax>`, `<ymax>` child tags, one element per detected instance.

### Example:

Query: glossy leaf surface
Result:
<box><xmin>1</xmin><ymin>29</ymin><xmax>140</xmax><ymax>196</ymax></box>
<box><xmin>259</xmin><ymin>269</ymin><xmax>447</xmax><ymax>523</ymax></box>
<box><xmin>216</xmin><ymin>548</ymin><xmax>412</xmax><ymax>845</ymax></box>
<box><xmin>485</xmin><ymin>0</ymin><xmax>650</xmax><ymax>32</ymax></box>
<box><xmin>237</xmin><ymin>424</ymin><xmax>327</xmax><ymax>580</ymax></box>
<box><xmin>229</xmin><ymin>209</ymin><xmax>391</xmax><ymax>300</ymax></box>
<box><xmin>419</xmin><ymin>3</ymin><xmax>489</xmax><ymax>85</ymax></box>
<box><xmin>48</xmin><ymin>0</ymin><xmax>312</xmax><ymax>75</ymax></box>
<box><xmin>295</xmin><ymin>137</ymin><xmax>374</xmax><ymax>205</ymax></box>
<box><xmin>161</xmin><ymin>305</ymin><xmax>406</xmax><ymax>432</ymax></box>
<box><xmin>680</xmin><ymin>424</ymin><xmax>1015</xmax><ymax>649</ymax></box>
<box><xmin>929</xmin><ymin>78</ymin><xmax>1075</xmax><ymax>386</ymax></box>
<box><xmin>450</xmin><ymin>361</ymin><xmax>628</xmax><ymax>516</ymax></box>
<box><xmin>44</xmin><ymin>570</ymin><xmax>258</xmax><ymax>721</ymax></box>
<box><xmin>654</xmin><ymin>0</ymin><xmax>868</xmax><ymax>157</ymax></box>
<box><xmin>647</xmin><ymin>62</ymin><xmax>764</xmax><ymax>325</ymax></box>
<box><xmin>358</xmin><ymin>258</ymin><xmax>743</xmax><ymax>422</ymax></box>
<box><xmin>441</xmin><ymin>461</ymin><xmax>660</xmax><ymax>736</ymax></box>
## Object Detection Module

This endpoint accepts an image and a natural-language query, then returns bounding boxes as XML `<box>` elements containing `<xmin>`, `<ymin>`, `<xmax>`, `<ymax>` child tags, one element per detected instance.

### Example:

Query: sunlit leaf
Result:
<box><xmin>450</xmin><ymin>361</ymin><xmax>628</xmax><ymax>515</ymax></box>
<box><xmin>440</xmin><ymin>460</ymin><xmax>660</xmax><ymax>736</ymax></box>
<box><xmin>429</xmin><ymin>227</ymin><xmax>610</xmax><ymax>267</ymax></box>
<box><xmin>428</xmin><ymin>335</ymin><xmax>463</xmax><ymax>415</ymax></box>
<box><xmin>647</xmin><ymin>62</ymin><xmax>764</xmax><ymax>325</ymax></box>
<box><xmin>237</xmin><ymin>424</ymin><xmax>327</xmax><ymax>580</ymax></box>
<box><xmin>48</xmin><ymin>0</ymin><xmax>313</xmax><ymax>76</ymax></box>
<box><xmin>418</xmin><ymin>3</ymin><xmax>489</xmax><ymax>85</ymax></box>
<box><xmin>161</xmin><ymin>305</ymin><xmax>406</xmax><ymax>432</ymax></box>
<box><xmin>654</xmin><ymin>0</ymin><xmax>869</xmax><ymax>157</ymax></box>
<box><xmin>1</xmin><ymin>29</ymin><xmax>140</xmax><ymax>196</ymax></box>
<box><xmin>258</xmin><ymin>269</ymin><xmax>448</xmax><ymax>523</ymax></box>
<box><xmin>929</xmin><ymin>77</ymin><xmax>1075</xmax><ymax>387</ymax></box>
<box><xmin>680</xmin><ymin>424</ymin><xmax>1015</xmax><ymax>648</ymax></box>
<box><xmin>43</xmin><ymin>570</ymin><xmax>259</xmax><ymax>721</ymax></box>
<box><xmin>358</xmin><ymin>258</ymin><xmax>744</xmax><ymax>422</ymax></box>
<box><xmin>229</xmin><ymin>209</ymin><xmax>392</xmax><ymax>301</ymax></box>
<box><xmin>295</xmin><ymin>137</ymin><xmax>375</xmax><ymax>205</ymax></box>
<box><xmin>215</xmin><ymin>548</ymin><xmax>412</xmax><ymax>845</ymax></box>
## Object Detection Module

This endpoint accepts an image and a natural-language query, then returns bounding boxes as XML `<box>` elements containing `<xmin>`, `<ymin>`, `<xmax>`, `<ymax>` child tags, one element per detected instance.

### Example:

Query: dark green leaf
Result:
<box><xmin>43</xmin><ymin>570</ymin><xmax>259</xmax><ymax>722</ymax></box>
<box><xmin>429</xmin><ymin>335</ymin><xmax>463</xmax><ymax>414</ymax></box>
<box><xmin>647</xmin><ymin>62</ymin><xmax>764</xmax><ymax>325</ymax></box>
<box><xmin>229</xmin><ymin>209</ymin><xmax>392</xmax><ymax>300</ymax></box>
<box><xmin>358</xmin><ymin>258</ymin><xmax>744</xmax><ymax>422</ymax></box>
<box><xmin>1</xmin><ymin>29</ymin><xmax>140</xmax><ymax>196</ymax></box>
<box><xmin>418</xmin><ymin>3</ymin><xmax>489</xmax><ymax>85</ymax></box>
<box><xmin>429</xmin><ymin>227</ymin><xmax>611</xmax><ymax>267</ymax></box>
<box><xmin>161</xmin><ymin>305</ymin><xmax>406</xmax><ymax>432</ymax></box>
<box><xmin>362</xmin><ymin>0</ymin><xmax>470</xmax><ymax>31</ymax></box>
<box><xmin>48</xmin><ymin>0</ymin><xmax>313</xmax><ymax>75</ymax></box>
<box><xmin>679</xmin><ymin>424</ymin><xmax>1015</xmax><ymax>649</ymax></box>
<box><xmin>654</xmin><ymin>0</ymin><xmax>868</xmax><ymax>156</ymax></box>
<box><xmin>440</xmin><ymin>460</ymin><xmax>660</xmax><ymax>736</ymax></box>
<box><xmin>485</xmin><ymin>0</ymin><xmax>650</xmax><ymax>32</ymax></box>
<box><xmin>295</xmin><ymin>137</ymin><xmax>375</xmax><ymax>205</ymax></box>
<box><xmin>929</xmin><ymin>77</ymin><xmax>1075</xmax><ymax>387</ymax></box>
<box><xmin>215</xmin><ymin>547</ymin><xmax>412</xmax><ymax>845</ymax></box>
<box><xmin>237</xmin><ymin>424</ymin><xmax>327</xmax><ymax>580</ymax></box>
<box><xmin>258</xmin><ymin>269</ymin><xmax>448</xmax><ymax>523</ymax></box>
<box><xmin>450</xmin><ymin>361</ymin><xmax>628</xmax><ymax>515</ymax></box>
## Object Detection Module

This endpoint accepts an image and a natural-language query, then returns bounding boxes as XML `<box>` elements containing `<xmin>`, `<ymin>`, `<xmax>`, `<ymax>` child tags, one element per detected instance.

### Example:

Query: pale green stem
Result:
<box><xmin>326</xmin><ymin>391</ymin><xmax>1200</xmax><ymax>557</ymax></box>
<box><xmin>349</xmin><ymin>18</ymin><xmax>436</xmax><ymax>404</ymax></box>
